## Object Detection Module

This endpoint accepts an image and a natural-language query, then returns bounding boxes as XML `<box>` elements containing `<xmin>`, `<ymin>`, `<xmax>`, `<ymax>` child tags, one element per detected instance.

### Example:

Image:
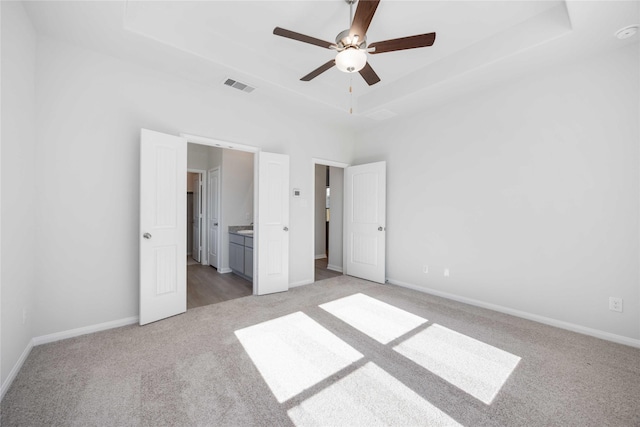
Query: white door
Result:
<box><xmin>345</xmin><ymin>161</ymin><xmax>386</xmax><ymax>284</ymax></box>
<box><xmin>208</xmin><ymin>168</ymin><xmax>220</xmax><ymax>268</ymax></box>
<box><xmin>257</xmin><ymin>152</ymin><xmax>290</xmax><ymax>295</ymax></box>
<box><xmin>140</xmin><ymin>129</ymin><xmax>187</xmax><ymax>325</ymax></box>
<box><xmin>192</xmin><ymin>174</ymin><xmax>201</xmax><ymax>262</ymax></box>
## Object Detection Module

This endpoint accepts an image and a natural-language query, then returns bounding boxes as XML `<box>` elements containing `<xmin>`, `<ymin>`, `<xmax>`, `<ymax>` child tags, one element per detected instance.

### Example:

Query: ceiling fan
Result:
<box><xmin>273</xmin><ymin>0</ymin><xmax>436</xmax><ymax>86</ymax></box>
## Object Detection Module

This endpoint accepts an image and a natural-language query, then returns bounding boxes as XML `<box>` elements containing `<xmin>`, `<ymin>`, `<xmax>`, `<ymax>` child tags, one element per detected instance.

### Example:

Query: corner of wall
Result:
<box><xmin>0</xmin><ymin>339</ymin><xmax>33</xmax><ymax>401</ymax></box>
<box><xmin>1</xmin><ymin>0</ymin><xmax>38</xmax><ymax>389</ymax></box>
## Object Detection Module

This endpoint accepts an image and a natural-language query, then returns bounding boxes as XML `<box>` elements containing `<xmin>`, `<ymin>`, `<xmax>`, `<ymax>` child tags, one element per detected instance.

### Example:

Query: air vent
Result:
<box><xmin>223</xmin><ymin>78</ymin><xmax>255</xmax><ymax>93</ymax></box>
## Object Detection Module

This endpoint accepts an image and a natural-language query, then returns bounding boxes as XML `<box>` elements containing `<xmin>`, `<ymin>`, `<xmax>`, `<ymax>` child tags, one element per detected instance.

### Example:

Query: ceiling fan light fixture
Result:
<box><xmin>335</xmin><ymin>48</ymin><xmax>367</xmax><ymax>73</ymax></box>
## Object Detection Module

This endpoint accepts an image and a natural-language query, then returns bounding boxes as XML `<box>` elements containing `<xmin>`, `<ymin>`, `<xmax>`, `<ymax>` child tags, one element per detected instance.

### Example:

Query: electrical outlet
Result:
<box><xmin>609</xmin><ymin>297</ymin><xmax>623</xmax><ymax>313</ymax></box>
<box><xmin>444</xmin><ymin>268</ymin><xmax>450</xmax><ymax>277</ymax></box>
<box><xmin>423</xmin><ymin>265</ymin><xmax>429</xmax><ymax>274</ymax></box>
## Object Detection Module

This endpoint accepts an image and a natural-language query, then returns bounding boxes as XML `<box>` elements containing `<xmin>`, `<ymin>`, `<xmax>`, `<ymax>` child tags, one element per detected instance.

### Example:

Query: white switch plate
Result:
<box><xmin>444</xmin><ymin>268</ymin><xmax>450</xmax><ymax>277</ymax></box>
<box><xmin>609</xmin><ymin>297</ymin><xmax>623</xmax><ymax>313</ymax></box>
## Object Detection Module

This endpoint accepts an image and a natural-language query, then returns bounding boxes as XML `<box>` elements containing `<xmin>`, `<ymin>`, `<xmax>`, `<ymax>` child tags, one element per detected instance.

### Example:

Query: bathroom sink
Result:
<box><xmin>237</xmin><ymin>230</ymin><xmax>254</xmax><ymax>235</ymax></box>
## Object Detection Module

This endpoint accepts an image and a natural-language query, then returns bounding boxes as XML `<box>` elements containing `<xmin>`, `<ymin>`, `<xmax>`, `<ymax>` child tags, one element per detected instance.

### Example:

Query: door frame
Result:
<box><xmin>311</xmin><ymin>158</ymin><xmax>349</xmax><ymax>281</ymax></box>
<box><xmin>182</xmin><ymin>133</ymin><xmax>259</xmax><ymax>294</ymax></box>
<box><xmin>207</xmin><ymin>166</ymin><xmax>221</xmax><ymax>270</ymax></box>
<box><xmin>187</xmin><ymin>168</ymin><xmax>207</xmax><ymax>265</ymax></box>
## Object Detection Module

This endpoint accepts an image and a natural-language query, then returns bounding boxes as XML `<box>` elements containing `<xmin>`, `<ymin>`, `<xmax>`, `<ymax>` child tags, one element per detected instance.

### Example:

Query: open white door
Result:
<box><xmin>257</xmin><ymin>152</ymin><xmax>290</xmax><ymax>295</ymax></box>
<box><xmin>345</xmin><ymin>161</ymin><xmax>386</xmax><ymax>284</ymax></box>
<box><xmin>140</xmin><ymin>129</ymin><xmax>187</xmax><ymax>325</ymax></box>
<box><xmin>192</xmin><ymin>174</ymin><xmax>201</xmax><ymax>262</ymax></box>
<box><xmin>208</xmin><ymin>168</ymin><xmax>220</xmax><ymax>269</ymax></box>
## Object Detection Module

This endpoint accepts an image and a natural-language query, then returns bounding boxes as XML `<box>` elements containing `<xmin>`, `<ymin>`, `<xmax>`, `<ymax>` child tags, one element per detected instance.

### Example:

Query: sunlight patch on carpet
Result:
<box><xmin>288</xmin><ymin>362</ymin><xmax>462</xmax><ymax>426</ymax></box>
<box><xmin>234</xmin><ymin>312</ymin><xmax>363</xmax><ymax>403</ymax></box>
<box><xmin>394</xmin><ymin>324</ymin><xmax>521</xmax><ymax>404</ymax></box>
<box><xmin>319</xmin><ymin>293</ymin><xmax>427</xmax><ymax>344</ymax></box>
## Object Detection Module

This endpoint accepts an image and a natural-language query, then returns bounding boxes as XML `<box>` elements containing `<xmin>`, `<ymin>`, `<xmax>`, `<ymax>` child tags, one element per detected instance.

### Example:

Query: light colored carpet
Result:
<box><xmin>2</xmin><ymin>276</ymin><xmax>639</xmax><ymax>426</ymax></box>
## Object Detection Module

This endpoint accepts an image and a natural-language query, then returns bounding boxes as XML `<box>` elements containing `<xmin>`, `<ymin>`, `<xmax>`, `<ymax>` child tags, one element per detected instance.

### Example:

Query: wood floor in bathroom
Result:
<box><xmin>187</xmin><ymin>264</ymin><xmax>252</xmax><ymax>309</ymax></box>
<box><xmin>187</xmin><ymin>258</ymin><xmax>343</xmax><ymax>309</ymax></box>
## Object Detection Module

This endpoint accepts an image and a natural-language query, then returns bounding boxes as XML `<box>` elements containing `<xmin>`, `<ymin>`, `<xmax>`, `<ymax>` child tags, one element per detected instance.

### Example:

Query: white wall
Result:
<box><xmin>354</xmin><ymin>44</ymin><xmax>640</xmax><ymax>340</ymax></box>
<box><xmin>187</xmin><ymin>143</ymin><xmax>212</xmax><ymax>171</ymax></box>
<box><xmin>220</xmin><ymin>149</ymin><xmax>253</xmax><ymax>271</ymax></box>
<box><xmin>31</xmin><ymin>36</ymin><xmax>352</xmax><ymax>338</ymax></box>
<box><xmin>1</xmin><ymin>1</ymin><xmax>37</xmax><ymax>385</ymax></box>
<box><xmin>314</xmin><ymin>165</ymin><xmax>326</xmax><ymax>258</ymax></box>
<box><xmin>328</xmin><ymin>167</ymin><xmax>344</xmax><ymax>271</ymax></box>
<box><xmin>207</xmin><ymin>145</ymin><xmax>222</xmax><ymax>170</ymax></box>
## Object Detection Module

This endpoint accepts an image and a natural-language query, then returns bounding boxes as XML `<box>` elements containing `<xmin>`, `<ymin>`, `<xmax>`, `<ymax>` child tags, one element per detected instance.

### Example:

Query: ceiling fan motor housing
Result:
<box><xmin>336</xmin><ymin>29</ymin><xmax>367</xmax><ymax>51</ymax></box>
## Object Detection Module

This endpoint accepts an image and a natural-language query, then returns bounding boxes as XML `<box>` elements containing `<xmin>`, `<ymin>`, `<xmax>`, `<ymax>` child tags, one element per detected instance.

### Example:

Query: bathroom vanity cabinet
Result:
<box><xmin>229</xmin><ymin>232</ymin><xmax>253</xmax><ymax>281</ymax></box>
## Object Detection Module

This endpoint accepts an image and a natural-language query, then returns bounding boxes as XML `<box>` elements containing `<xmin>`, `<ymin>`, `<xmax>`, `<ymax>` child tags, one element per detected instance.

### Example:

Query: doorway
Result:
<box><xmin>186</xmin><ymin>143</ymin><xmax>255</xmax><ymax>309</ymax></box>
<box><xmin>187</xmin><ymin>170</ymin><xmax>204</xmax><ymax>266</ymax></box>
<box><xmin>313</xmin><ymin>159</ymin><xmax>347</xmax><ymax>282</ymax></box>
<box><xmin>207</xmin><ymin>167</ymin><xmax>220</xmax><ymax>269</ymax></box>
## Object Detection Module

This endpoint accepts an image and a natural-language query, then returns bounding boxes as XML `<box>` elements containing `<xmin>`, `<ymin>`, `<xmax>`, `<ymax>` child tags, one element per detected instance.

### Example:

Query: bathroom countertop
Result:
<box><xmin>229</xmin><ymin>226</ymin><xmax>253</xmax><ymax>236</ymax></box>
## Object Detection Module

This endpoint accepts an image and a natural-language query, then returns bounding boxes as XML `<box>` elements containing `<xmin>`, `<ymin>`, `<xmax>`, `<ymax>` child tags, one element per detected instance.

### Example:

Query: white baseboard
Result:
<box><xmin>314</xmin><ymin>254</ymin><xmax>327</xmax><ymax>260</ymax></box>
<box><xmin>290</xmin><ymin>279</ymin><xmax>314</xmax><ymax>288</ymax></box>
<box><xmin>1</xmin><ymin>339</ymin><xmax>34</xmax><ymax>401</ymax></box>
<box><xmin>32</xmin><ymin>316</ymin><xmax>139</xmax><ymax>346</ymax></box>
<box><xmin>327</xmin><ymin>264</ymin><xmax>343</xmax><ymax>273</ymax></box>
<box><xmin>218</xmin><ymin>267</ymin><xmax>232</xmax><ymax>274</ymax></box>
<box><xmin>387</xmin><ymin>278</ymin><xmax>640</xmax><ymax>349</ymax></box>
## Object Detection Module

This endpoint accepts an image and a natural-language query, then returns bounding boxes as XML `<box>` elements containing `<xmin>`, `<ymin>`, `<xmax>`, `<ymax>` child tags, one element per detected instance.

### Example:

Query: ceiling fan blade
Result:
<box><xmin>358</xmin><ymin>62</ymin><xmax>381</xmax><ymax>86</ymax></box>
<box><xmin>301</xmin><ymin>60</ymin><xmax>336</xmax><ymax>81</ymax></box>
<box><xmin>273</xmin><ymin>27</ymin><xmax>335</xmax><ymax>49</ymax></box>
<box><xmin>369</xmin><ymin>33</ymin><xmax>436</xmax><ymax>54</ymax></box>
<box><xmin>349</xmin><ymin>0</ymin><xmax>380</xmax><ymax>40</ymax></box>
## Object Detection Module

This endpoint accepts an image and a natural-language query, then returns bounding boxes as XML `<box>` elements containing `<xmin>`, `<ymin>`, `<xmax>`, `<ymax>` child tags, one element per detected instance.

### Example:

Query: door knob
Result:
<box><xmin>378</xmin><ymin>226</ymin><xmax>385</xmax><ymax>231</ymax></box>
<box><xmin>214</xmin><ymin>223</ymin><xmax>219</xmax><ymax>226</ymax></box>
<box><xmin>283</xmin><ymin>226</ymin><xmax>289</xmax><ymax>232</ymax></box>
<box><xmin>143</xmin><ymin>232</ymin><xmax>152</xmax><ymax>239</ymax></box>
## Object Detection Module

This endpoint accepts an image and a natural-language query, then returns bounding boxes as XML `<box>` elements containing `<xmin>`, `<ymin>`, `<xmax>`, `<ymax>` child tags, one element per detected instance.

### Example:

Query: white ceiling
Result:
<box><xmin>23</xmin><ymin>1</ymin><xmax>640</xmax><ymax>128</ymax></box>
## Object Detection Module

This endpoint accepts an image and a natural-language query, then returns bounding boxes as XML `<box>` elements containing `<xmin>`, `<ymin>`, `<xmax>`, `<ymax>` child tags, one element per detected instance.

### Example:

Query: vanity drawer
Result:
<box><xmin>229</xmin><ymin>233</ymin><xmax>245</xmax><ymax>245</ymax></box>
